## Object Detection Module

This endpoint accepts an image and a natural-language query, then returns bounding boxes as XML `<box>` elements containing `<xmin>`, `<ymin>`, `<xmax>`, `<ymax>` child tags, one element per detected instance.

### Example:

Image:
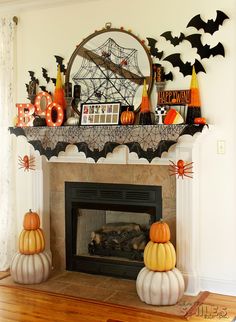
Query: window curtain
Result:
<box><xmin>0</xmin><ymin>17</ymin><xmax>17</xmax><ymax>271</ymax></box>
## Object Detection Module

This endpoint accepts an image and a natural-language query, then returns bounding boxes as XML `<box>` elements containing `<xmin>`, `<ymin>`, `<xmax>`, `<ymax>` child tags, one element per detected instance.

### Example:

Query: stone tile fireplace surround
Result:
<box><xmin>52</xmin><ymin>163</ymin><xmax>174</xmax><ymax>278</ymax></box>
<box><xmin>14</xmin><ymin>127</ymin><xmax>207</xmax><ymax>296</ymax></box>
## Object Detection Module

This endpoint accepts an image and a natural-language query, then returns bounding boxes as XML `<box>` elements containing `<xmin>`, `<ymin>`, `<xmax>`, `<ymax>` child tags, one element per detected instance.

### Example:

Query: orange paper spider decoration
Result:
<box><xmin>18</xmin><ymin>155</ymin><xmax>35</xmax><ymax>171</ymax></box>
<box><xmin>169</xmin><ymin>159</ymin><xmax>193</xmax><ymax>179</ymax></box>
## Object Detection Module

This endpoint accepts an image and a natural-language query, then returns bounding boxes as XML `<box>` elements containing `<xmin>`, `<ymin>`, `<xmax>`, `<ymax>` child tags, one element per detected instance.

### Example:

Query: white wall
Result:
<box><xmin>4</xmin><ymin>0</ymin><xmax>236</xmax><ymax>295</ymax></box>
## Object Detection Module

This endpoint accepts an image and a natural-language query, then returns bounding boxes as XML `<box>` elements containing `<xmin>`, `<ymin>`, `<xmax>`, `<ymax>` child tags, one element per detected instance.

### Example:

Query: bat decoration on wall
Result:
<box><xmin>186</xmin><ymin>10</ymin><xmax>229</xmax><ymax>35</ymax></box>
<box><xmin>146</xmin><ymin>10</ymin><xmax>228</xmax><ymax>77</ymax></box>
<box><xmin>42</xmin><ymin>68</ymin><xmax>51</xmax><ymax>83</ymax></box>
<box><xmin>163</xmin><ymin>53</ymin><xmax>206</xmax><ymax>77</ymax></box>
<box><xmin>146</xmin><ymin>37</ymin><xmax>163</xmax><ymax>59</ymax></box>
<box><xmin>28</xmin><ymin>71</ymin><xmax>39</xmax><ymax>84</ymax></box>
<box><xmin>160</xmin><ymin>32</ymin><xmax>185</xmax><ymax>46</ymax></box>
<box><xmin>54</xmin><ymin>55</ymin><xmax>66</xmax><ymax>73</ymax></box>
<box><xmin>185</xmin><ymin>34</ymin><xmax>225</xmax><ymax>59</ymax></box>
<box><xmin>164</xmin><ymin>71</ymin><xmax>173</xmax><ymax>81</ymax></box>
<box><xmin>51</xmin><ymin>78</ymin><xmax>56</xmax><ymax>86</ymax></box>
<box><xmin>39</xmin><ymin>86</ymin><xmax>51</xmax><ymax>95</ymax></box>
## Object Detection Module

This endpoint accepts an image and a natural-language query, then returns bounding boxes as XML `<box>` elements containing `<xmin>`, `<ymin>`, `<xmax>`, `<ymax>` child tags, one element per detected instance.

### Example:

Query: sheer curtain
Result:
<box><xmin>0</xmin><ymin>17</ymin><xmax>17</xmax><ymax>271</ymax></box>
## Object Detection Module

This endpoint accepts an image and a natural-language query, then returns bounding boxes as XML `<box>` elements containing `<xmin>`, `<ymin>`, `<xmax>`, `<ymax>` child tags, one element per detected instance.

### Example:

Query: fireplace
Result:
<box><xmin>65</xmin><ymin>181</ymin><xmax>162</xmax><ymax>279</ymax></box>
<box><xmin>20</xmin><ymin>126</ymin><xmax>206</xmax><ymax>295</ymax></box>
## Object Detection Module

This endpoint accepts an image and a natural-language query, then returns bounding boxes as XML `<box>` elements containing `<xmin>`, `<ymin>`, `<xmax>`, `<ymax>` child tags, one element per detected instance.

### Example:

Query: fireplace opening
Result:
<box><xmin>65</xmin><ymin>182</ymin><xmax>162</xmax><ymax>279</ymax></box>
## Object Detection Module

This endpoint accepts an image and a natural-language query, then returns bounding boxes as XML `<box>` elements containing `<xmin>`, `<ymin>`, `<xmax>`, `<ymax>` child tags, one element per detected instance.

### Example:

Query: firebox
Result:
<box><xmin>65</xmin><ymin>182</ymin><xmax>162</xmax><ymax>279</ymax></box>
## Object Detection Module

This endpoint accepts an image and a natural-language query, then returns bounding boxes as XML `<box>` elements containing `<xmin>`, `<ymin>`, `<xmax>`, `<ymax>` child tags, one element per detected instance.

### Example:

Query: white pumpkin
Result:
<box><xmin>10</xmin><ymin>252</ymin><xmax>52</xmax><ymax>284</ymax></box>
<box><xmin>65</xmin><ymin>116</ymin><xmax>80</xmax><ymax>125</ymax></box>
<box><xmin>136</xmin><ymin>267</ymin><xmax>185</xmax><ymax>306</ymax></box>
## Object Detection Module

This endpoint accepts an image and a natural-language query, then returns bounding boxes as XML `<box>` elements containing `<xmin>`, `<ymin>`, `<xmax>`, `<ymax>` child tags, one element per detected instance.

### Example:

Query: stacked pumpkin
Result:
<box><xmin>136</xmin><ymin>220</ymin><xmax>185</xmax><ymax>306</ymax></box>
<box><xmin>10</xmin><ymin>210</ymin><xmax>52</xmax><ymax>284</ymax></box>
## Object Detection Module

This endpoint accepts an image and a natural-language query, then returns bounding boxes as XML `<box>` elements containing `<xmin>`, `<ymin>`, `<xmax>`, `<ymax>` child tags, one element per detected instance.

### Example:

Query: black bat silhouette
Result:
<box><xmin>187</xmin><ymin>10</ymin><xmax>229</xmax><ymax>35</ymax></box>
<box><xmin>42</xmin><ymin>68</ymin><xmax>50</xmax><ymax>83</ymax></box>
<box><xmin>164</xmin><ymin>71</ymin><xmax>173</xmax><ymax>81</ymax></box>
<box><xmin>163</xmin><ymin>53</ymin><xmax>206</xmax><ymax>76</ymax></box>
<box><xmin>28</xmin><ymin>71</ymin><xmax>39</xmax><ymax>84</ymax></box>
<box><xmin>54</xmin><ymin>55</ymin><xmax>66</xmax><ymax>73</ymax></box>
<box><xmin>39</xmin><ymin>85</ymin><xmax>46</xmax><ymax>92</ymax></box>
<box><xmin>185</xmin><ymin>34</ymin><xmax>225</xmax><ymax>59</ymax></box>
<box><xmin>39</xmin><ymin>86</ymin><xmax>51</xmax><ymax>95</ymax></box>
<box><xmin>146</xmin><ymin>37</ymin><xmax>163</xmax><ymax>59</ymax></box>
<box><xmin>51</xmin><ymin>77</ymin><xmax>56</xmax><ymax>86</ymax></box>
<box><xmin>161</xmin><ymin>31</ymin><xmax>185</xmax><ymax>46</ymax></box>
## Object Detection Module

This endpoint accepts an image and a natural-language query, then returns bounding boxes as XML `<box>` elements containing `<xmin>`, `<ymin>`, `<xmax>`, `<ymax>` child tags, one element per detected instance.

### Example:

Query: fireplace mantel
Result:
<box><xmin>12</xmin><ymin>122</ymin><xmax>209</xmax><ymax>296</ymax></box>
<box><xmin>9</xmin><ymin>124</ymin><xmax>206</xmax><ymax>162</ymax></box>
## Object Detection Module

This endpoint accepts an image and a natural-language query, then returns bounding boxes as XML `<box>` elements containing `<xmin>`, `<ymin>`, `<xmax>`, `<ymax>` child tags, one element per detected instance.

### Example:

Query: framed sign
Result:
<box><xmin>158</xmin><ymin>90</ymin><xmax>191</xmax><ymax>105</ymax></box>
<box><xmin>80</xmin><ymin>102</ymin><xmax>120</xmax><ymax>125</ymax></box>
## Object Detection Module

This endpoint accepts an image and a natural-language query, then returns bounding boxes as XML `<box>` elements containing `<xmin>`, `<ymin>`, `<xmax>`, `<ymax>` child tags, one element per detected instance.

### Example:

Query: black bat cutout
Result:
<box><xmin>28</xmin><ymin>71</ymin><xmax>39</xmax><ymax>84</ymax></box>
<box><xmin>39</xmin><ymin>86</ymin><xmax>51</xmax><ymax>95</ymax></box>
<box><xmin>163</xmin><ymin>53</ymin><xmax>206</xmax><ymax>77</ymax></box>
<box><xmin>146</xmin><ymin>37</ymin><xmax>163</xmax><ymax>59</ymax></box>
<box><xmin>187</xmin><ymin>10</ymin><xmax>229</xmax><ymax>35</ymax></box>
<box><xmin>51</xmin><ymin>77</ymin><xmax>56</xmax><ymax>86</ymax></box>
<box><xmin>42</xmin><ymin>68</ymin><xmax>50</xmax><ymax>83</ymax></box>
<box><xmin>54</xmin><ymin>55</ymin><xmax>66</xmax><ymax>73</ymax></box>
<box><xmin>185</xmin><ymin>34</ymin><xmax>225</xmax><ymax>59</ymax></box>
<box><xmin>164</xmin><ymin>71</ymin><xmax>173</xmax><ymax>81</ymax></box>
<box><xmin>161</xmin><ymin>31</ymin><xmax>185</xmax><ymax>46</ymax></box>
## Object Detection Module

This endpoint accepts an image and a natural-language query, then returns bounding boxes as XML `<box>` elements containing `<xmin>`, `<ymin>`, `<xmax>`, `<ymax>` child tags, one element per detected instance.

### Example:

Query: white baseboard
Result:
<box><xmin>200</xmin><ymin>276</ymin><xmax>236</xmax><ymax>296</ymax></box>
<box><xmin>182</xmin><ymin>273</ymin><xmax>236</xmax><ymax>297</ymax></box>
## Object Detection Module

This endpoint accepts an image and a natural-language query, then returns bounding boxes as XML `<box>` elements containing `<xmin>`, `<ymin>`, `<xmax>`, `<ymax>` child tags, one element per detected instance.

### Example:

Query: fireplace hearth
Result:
<box><xmin>65</xmin><ymin>182</ymin><xmax>162</xmax><ymax>279</ymax></box>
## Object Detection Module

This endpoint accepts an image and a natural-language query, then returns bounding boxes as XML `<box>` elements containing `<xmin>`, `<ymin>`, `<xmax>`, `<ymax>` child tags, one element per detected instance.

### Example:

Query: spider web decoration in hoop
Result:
<box><xmin>65</xmin><ymin>27</ymin><xmax>154</xmax><ymax>113</ymax></box>
<box><xmin>72</xmin><ymin>38</ymin><xmax>144</xmax><ymax>106</ymax></box>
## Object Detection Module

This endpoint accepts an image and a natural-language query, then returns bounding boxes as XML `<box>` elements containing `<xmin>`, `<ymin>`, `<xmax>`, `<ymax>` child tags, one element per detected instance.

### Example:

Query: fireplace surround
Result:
<box><xmin>65</xmin><ymin>181</ymin><xmax>162</xmax><ymax>279</ymax></box>
<box><xmin>12</xmin><ymin>124</ymin><xmax>208</xmax><ymax>295</ymax></box>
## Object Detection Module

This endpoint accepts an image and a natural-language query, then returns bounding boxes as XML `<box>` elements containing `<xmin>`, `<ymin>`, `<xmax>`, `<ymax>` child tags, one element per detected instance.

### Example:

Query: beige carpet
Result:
<box><xmin>0</xmin><ymin>270</ymin><xmax>209</xmax><ymax>319</ymax></box>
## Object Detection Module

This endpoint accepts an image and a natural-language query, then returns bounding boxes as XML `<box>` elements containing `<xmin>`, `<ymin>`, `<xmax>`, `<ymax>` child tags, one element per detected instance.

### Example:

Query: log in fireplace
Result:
<box><xmin>65</xmin><ymin>182</ymin><xmax>162</xmax><ymax>279</ymax></box>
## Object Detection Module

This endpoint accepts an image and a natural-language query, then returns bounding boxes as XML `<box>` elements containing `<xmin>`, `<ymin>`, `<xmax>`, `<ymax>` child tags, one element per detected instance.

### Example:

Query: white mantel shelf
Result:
<box><xmin>9</xmin><ymin>124</ymin><xmax>206</xmax><ymax>162</ymax></box>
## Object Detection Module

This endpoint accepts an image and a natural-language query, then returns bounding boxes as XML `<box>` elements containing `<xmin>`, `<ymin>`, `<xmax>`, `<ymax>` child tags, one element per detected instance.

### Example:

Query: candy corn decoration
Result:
<box><xmin>140</xmin><ymin>79</ymin><xmax>150</xmax><ymax>113</ymax></box>
<box><xmin>139</xmin><ymin>79</ymin><xmax>152</xmax><ymax>125</ymax></box>
<box><xmin>186</xmin><ymin>66</ymin><xmax>202</xmax><ymax>124</ymax></box>
<box><xmin>164</xmin><ymin>108</ymin><xmax>184</xmax><ymax>124</ymax></box>
<box><xmin>54</xmin><ymin>65</ymin><xmax>66</xmax><ymax>110</ymax></box>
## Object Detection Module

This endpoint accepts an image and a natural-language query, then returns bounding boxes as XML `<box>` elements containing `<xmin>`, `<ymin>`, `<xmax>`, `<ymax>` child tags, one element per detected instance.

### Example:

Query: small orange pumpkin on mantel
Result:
<box><xmin>120</xmin><ymin>107</ymin><xmax>135</xmax><ymax>125</ymax></box>
<box><xmin>149</xmin><ymin>219</ymin><xmax>171</xmax><ymax>243</ymax></box>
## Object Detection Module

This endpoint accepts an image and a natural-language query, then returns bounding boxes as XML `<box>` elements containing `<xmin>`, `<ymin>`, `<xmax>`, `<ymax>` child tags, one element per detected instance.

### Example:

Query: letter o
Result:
<box><xmin>34</xmin><ymin>92</ymin><xmax>52</xmax><ymax>116</ymax></box>
<box><xmin>46</xmin><ymin>102</ymin><xmax>64</xmax><ymax>127</ymax></box>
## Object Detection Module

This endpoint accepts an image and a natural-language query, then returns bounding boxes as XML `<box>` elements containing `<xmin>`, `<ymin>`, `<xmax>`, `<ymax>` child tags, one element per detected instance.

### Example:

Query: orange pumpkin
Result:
<box><xmin>149</xmin><ymin>220</ymin><xmax>171</xmax><ymax>243</ymax></box>
<box><xmin>194</xmin><ymin>117</ymin><xmax>206</xmax><ymax>125</ymax></box>
<box><xmin>23</xmin><ymin>209</ymin><xmax>40</xmax><ymax>230</ymax></box>
<box><xmin>19</xmin><ymin>228</ymin><xmax>45</xmax><ymax>255</ymax></box>
<box><xmin>120</xmin><ymin>107</ymin><xmax>135</xmax><ymax>125</ymax></box>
